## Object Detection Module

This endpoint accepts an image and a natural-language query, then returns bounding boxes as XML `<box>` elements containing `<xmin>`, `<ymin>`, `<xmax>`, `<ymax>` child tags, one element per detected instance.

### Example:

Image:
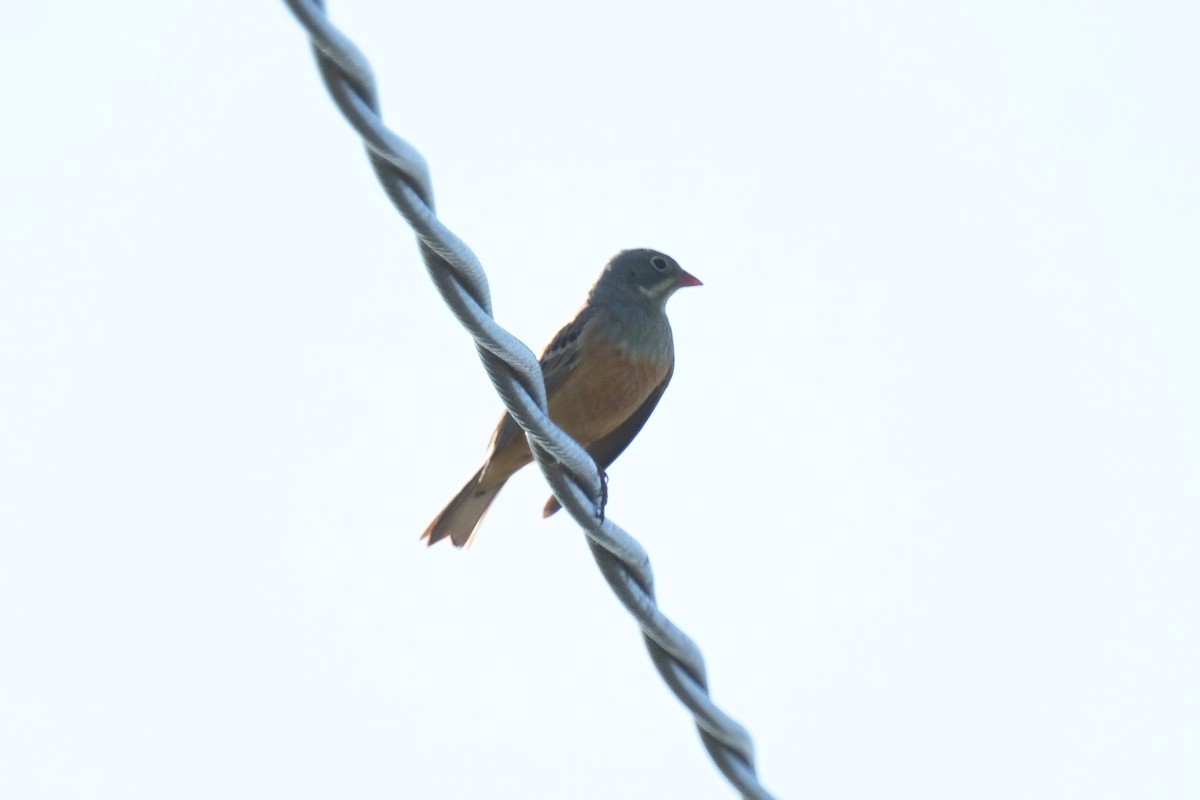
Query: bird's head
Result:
<box><xmin>592</xmin><ymin>249</ymin><xmax>702</xmax><ymax>306</ymax></box>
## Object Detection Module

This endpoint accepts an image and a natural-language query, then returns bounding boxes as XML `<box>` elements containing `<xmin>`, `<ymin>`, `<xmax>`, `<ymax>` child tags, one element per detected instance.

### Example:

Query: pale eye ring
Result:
<box><xmin>650</xmin><ymin>256</ymin><xmax>668</xmax><ymax>271</ymax></box>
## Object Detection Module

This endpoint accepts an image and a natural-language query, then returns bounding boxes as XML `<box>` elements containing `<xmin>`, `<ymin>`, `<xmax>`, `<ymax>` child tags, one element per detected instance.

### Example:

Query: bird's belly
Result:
<box><xmin>548</xmin><ymin>349</ymin><xmax>668</xmax><ymax>445</ymax></box>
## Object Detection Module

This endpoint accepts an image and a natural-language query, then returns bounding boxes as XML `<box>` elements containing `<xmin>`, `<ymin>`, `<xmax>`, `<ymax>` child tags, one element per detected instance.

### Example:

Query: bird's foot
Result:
<box><xmin>596</xmin><ymin>470</ymin><xmax>609</xmax><ymax>523</ymax></box>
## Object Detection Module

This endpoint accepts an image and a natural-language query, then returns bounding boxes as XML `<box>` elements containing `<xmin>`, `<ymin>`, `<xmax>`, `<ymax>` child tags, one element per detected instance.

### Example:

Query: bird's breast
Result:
<box><xmin>547</xmin><ymin>319</ymin><xmax>672</xmax><ymax>445</ymax></box>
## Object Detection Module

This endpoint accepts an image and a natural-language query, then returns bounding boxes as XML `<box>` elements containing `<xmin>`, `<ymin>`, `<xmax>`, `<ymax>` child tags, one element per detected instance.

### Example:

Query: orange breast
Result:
<box><xmin>481</xmin><ymin>305</ymin><xmax>673</xmax><ymax>483</ymax></box>
<box><xmin>547</xmin><ymin>341</ymin><xmax>670</xmax><ymax>445</ymax></box>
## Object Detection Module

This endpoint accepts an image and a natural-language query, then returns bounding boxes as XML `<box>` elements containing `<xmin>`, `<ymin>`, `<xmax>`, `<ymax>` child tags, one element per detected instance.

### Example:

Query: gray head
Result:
<box><xmin>589</xmin><ymin>249</ymin><xmax>702</xmax><ymax>307</ymax></box>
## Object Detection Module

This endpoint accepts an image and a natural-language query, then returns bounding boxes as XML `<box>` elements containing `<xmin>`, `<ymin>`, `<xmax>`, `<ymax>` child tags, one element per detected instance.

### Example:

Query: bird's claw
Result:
<box><xmin>596</xmin><ymin>470</ymin><xmax>609</xmax><ymax>523</ymax></box>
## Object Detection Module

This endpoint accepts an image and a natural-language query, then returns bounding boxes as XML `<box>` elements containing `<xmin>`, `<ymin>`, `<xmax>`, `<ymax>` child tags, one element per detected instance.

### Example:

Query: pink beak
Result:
<box><xmin>677</xmin><ymin>269</ymin><xmax>703</xmax><ymax>288</ymax></box>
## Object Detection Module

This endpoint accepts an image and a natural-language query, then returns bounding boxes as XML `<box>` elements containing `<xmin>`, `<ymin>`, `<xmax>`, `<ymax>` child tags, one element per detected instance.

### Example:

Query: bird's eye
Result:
<box><xmin>650</xmin><ymin>256</ymin><xmax>668</xmax><ymax>271</ymax></box>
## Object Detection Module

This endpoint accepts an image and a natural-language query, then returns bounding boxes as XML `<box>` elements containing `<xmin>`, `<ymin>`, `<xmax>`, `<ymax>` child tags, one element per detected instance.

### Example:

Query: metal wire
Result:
<box><xmin>282</xmin><ymin>3</ymin><xmax>777</xmax><ymax>797</ymax></box>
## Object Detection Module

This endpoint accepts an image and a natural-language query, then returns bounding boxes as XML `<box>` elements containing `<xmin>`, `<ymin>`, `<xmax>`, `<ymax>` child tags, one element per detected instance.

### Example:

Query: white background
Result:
<box><xmin>2</xmin><ymin>2</ymin><xmax>1197</xmax><ymax>798</ymax></box>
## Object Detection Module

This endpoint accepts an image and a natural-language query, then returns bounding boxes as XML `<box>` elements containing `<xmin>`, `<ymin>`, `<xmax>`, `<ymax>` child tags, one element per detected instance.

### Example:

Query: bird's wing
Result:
<box><xmin>486</xmin><ymin>305</ymin><xmax>599</xmax><ymax>457</ymax></box>
<box><xmin>542</xmin><ymin>361</ymin><xmax>673</xmax><ymax>517</ymax></box>
<box><xmin>539</xmin><ymin>304</ymin><xmax>599</xmax><ymax>398</ymax></box>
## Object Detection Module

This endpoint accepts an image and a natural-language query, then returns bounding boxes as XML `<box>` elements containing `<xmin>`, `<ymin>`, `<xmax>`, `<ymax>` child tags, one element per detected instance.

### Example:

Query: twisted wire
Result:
<box><xmin>282</xmin><ymin>3</ymin><xmax>775</xmax><ymax>797</ymax></box>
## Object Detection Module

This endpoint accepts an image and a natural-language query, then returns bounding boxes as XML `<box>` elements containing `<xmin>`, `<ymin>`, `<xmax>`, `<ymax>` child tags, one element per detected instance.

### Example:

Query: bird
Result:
<box><xmin>422</xmin><ymin>248</ymin><xmax>702</xmax><ymax>547</ymax></box>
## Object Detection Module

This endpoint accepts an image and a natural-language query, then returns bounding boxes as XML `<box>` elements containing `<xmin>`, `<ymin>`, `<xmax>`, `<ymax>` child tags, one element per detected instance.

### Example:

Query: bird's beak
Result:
<box><xmin>677</xmin><ymin>269</ymin><xmax>703</xmax><ymax>288</ymax></box>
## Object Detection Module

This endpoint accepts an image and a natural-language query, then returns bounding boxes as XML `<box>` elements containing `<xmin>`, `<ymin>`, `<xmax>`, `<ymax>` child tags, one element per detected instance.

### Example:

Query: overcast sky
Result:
<box><xmin>2</xmin><ymin>2</ymin><xmax>1198</xmax><ymax>798</ymax></box>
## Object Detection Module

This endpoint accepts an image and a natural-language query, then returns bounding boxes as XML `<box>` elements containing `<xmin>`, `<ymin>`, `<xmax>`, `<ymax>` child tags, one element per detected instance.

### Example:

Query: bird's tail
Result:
<box><xmin>422</xmin><ymin>468</ymin><xmax>506</xmax><ymax>548</ymax></box>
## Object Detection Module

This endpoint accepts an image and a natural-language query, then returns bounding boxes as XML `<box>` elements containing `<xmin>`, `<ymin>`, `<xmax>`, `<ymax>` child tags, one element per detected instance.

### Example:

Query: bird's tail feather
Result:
<box><xmin>422</xmin><ymin>469</ymin><xmax>505</xmax><ymax>548</ymax></box>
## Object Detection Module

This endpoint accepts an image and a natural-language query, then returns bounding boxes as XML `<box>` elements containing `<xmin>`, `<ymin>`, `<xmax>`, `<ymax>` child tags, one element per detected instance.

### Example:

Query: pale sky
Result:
<box><xmin>2</xmin><ymin>2</ymin><xmax>1198</xmax><ymax>798</ymax></box>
